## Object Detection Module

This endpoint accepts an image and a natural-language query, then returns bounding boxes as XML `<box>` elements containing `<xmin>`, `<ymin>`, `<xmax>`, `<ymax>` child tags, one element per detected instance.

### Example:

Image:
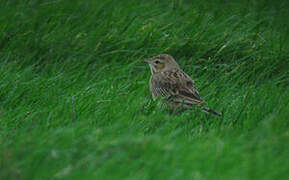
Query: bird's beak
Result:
<box><xmin>142</xmin><ymin>58</ymin><xmax>151</xmax><ymax>63</ymax></box>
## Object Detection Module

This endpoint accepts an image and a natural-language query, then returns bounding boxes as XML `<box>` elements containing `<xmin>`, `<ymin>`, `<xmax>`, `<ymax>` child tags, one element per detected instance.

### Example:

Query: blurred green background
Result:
<box><xmin>1</xmin><ymin>0</ymin><xmax>289</xmax><ymax>179</ymax></box>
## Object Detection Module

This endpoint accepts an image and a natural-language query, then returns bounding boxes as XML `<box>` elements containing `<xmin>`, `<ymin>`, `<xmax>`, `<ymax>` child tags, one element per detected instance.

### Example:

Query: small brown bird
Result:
<box><xmin>143</xmin><ymin>54</ymin><xmax>221</xmax><ymax>117</ymax></box>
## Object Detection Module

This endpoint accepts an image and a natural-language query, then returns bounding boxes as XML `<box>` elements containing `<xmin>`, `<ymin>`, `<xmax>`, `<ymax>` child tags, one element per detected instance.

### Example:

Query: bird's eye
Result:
<box><xmin>155</xmin><ymin>60</ymin><xmax>160</xmax><ymax>64</ymax></box>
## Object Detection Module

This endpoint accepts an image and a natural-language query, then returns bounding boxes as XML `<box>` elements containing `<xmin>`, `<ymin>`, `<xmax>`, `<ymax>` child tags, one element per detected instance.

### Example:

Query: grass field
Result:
<box><xmin>1</xmin><ymin>0</ymin><xmax>289</xmax><ymax>179</ymax></box>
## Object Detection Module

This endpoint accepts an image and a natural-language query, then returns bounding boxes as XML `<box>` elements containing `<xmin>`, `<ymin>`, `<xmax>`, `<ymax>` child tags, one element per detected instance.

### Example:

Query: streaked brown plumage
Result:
<box><xmin>143</xmin><ymin>54</ymin><xmax>221</xmax><ymax>117</ymax></box>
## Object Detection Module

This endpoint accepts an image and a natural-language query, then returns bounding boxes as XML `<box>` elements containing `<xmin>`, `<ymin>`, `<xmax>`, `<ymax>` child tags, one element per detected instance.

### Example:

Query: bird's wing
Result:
<box><xmin>150</xmin><ymin>69</ymin><xmax>206</xmax><ymax>105</ymax></box>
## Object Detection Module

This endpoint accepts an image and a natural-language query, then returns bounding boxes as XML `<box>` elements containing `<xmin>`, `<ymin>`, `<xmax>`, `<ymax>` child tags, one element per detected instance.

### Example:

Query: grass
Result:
<box><xmin>1</xmin><ymin>0</ymin><xmax>289</xmax><ymax>179</ymax></box>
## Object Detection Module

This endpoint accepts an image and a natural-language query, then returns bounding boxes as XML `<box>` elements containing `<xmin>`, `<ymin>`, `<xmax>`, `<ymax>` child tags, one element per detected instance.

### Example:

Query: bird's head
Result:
<box><xmin>143</xmin><ymin>54</ymin><xmax>179</xmax><ymax>74</ymax></box>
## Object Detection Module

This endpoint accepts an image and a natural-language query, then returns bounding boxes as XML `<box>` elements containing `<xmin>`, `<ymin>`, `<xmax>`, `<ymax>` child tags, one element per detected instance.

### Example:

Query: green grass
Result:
<box><xmin>1</xmin><ymin>0</ymin><xmax>289</xmax><ymax>179</ymax></box>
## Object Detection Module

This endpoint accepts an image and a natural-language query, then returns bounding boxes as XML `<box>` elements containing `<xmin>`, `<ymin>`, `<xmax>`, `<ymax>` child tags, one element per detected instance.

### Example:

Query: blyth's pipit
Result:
<box><xmin>143</xmin><ymin>54</ymin><xmax>221</xmax><ymax>117</ymax></box>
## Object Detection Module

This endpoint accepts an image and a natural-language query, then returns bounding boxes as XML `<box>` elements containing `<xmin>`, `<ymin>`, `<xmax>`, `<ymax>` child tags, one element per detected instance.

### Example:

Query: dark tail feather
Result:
<box><xmin>202</xmin><ymin>107</ymin><xmax>222</xmax><ymax>117</ymax></box>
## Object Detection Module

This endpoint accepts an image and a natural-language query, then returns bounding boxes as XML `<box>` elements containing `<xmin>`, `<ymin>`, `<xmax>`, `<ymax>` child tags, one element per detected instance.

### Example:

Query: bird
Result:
<box><xmin>143</xmin><ymin>54</ymin><xmax>221</xmax><ymax>117</ymax></box>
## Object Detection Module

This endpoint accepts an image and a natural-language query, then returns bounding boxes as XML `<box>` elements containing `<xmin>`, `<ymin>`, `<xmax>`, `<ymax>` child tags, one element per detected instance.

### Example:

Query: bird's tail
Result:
<box><xmin>202</xmin><ymin>107</ymin><xmax>222</xmax><ymax>117</ymax></box>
